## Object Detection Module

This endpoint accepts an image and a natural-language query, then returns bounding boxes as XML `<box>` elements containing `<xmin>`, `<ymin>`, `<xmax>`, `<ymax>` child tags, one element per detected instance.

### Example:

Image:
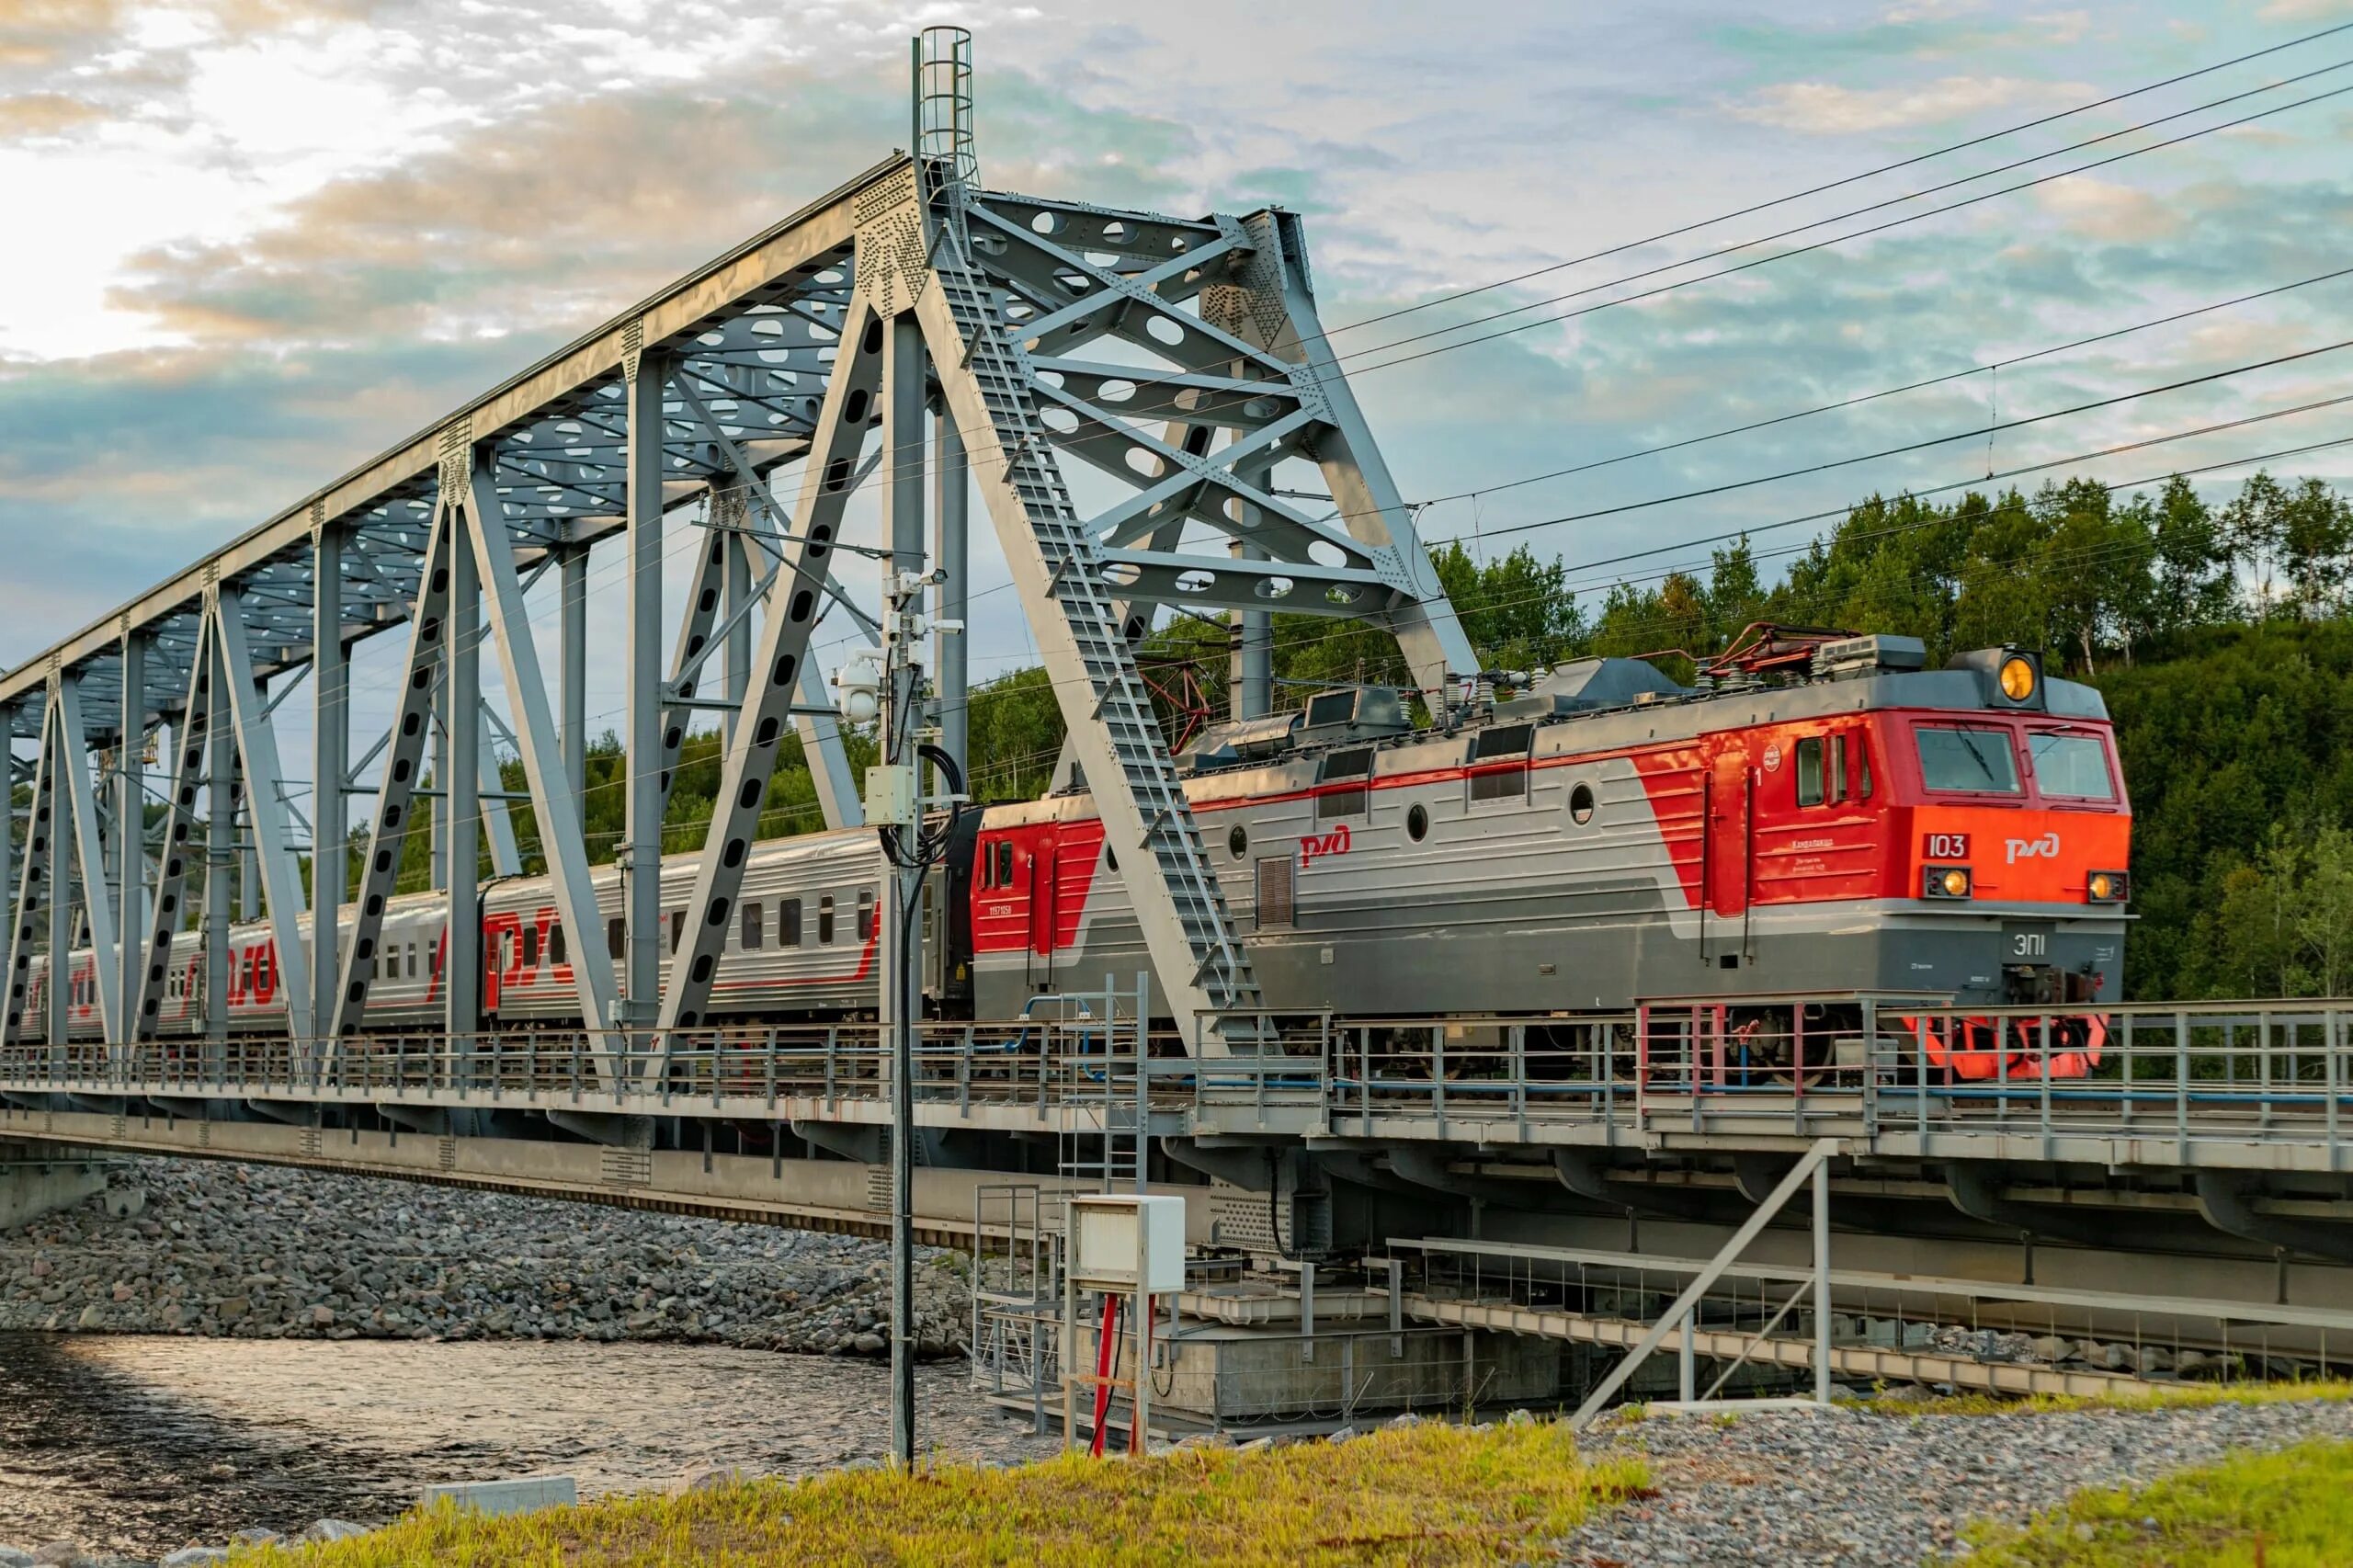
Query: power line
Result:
<box><xmin>1316</xmin><ymin>20</ymin><xmax>2353</xmax><ymax>343</ymax></box>
<box><xmin>1346</xmin><ymin>76</ymin><xmax>2353</xmax><ymax>378</ymax></box>
<box><xmin>1433</xmin><ymin>337</ymin><xmax>2353</xmax><ymax>543</ymax></box>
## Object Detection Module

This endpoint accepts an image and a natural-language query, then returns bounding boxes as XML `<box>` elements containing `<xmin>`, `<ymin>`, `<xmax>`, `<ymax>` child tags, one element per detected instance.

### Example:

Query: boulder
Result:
<box><xmin>161</xmin><ymin>1549</ymin><xmax>227</xmax><ymax>1567</ymax></box>
<box><xmin>301</xmin><ymin>1520</ymin><xmax>369</xmax><ymax>1543</ymax></box>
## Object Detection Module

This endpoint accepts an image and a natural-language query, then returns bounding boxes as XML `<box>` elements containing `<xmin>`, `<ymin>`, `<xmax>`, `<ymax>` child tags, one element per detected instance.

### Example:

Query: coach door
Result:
<box><xmin>1705</xmin><ymin>746</ymin><xmax>1753</xmax><ymax>966</ymax></box>
<box><xmin>1026</xmin><ymin>831</ymin><xmax>1058</xmax><ymax>993</ymax></box>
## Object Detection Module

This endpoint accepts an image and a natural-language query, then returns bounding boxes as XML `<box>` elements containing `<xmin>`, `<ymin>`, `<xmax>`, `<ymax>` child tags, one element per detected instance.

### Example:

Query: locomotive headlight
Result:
<box><xmin>2087</xmin><ymin>869</ymin><xmax>2129</xmax><ymax>903</ymax></box>
<box><xmin>1998</xmin><ymin>655</ymin><xmax>2037</xmax><ymax>701</ymax></box>
<box><xmin>1924</xmin><ymin>866</ymin><xmax>1972</xmax><ymax>900</ymax></box>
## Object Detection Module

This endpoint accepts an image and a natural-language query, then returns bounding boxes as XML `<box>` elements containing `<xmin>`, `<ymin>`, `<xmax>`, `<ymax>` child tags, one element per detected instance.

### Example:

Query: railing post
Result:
<box><xmin>2176</xmin><ymin>1009</ymin><xmax>2191</xmax><ymax>1165</ymax></box>
<box><xmin>2329</xmin><ymin>1006</ymin><xmax>2343</xmax><ymax>1173</ymax></box>
<box><xmin>1432</xmin><ymin>1025</ymin><xmax>1447</xmax><ymax>1141</ymax></box>
<box><xmin>1859</xmin><ymin>997</ymin><xmax>1879</xmax><ymax>1142</ymax></box>
<box><xmin>959</xmin><ymin>1024</ymin><xmax>972</xmax><ymax>1119</ymax></box>
<box><xmin>767</xmin><ymin>1027</ymin><xmax>779</xmax><ymax>1112</ymax></box>
<box><xmin>2039</xmin><ymin>1014</ymin><xmax>2053</xmax><ymax>1159</ymax></box>
<box><xmin>825</xmin><ymin>1025</ymin><xmax>838</xmax><ymax>1110</ymax></box>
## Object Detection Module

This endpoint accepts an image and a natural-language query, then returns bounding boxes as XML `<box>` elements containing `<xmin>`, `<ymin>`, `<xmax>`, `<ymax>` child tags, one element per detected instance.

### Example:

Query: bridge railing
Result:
<box><xmin>0</xmin><ymin>1015</ymin><xmax>1191</xmax><ymax>1123</ymax></box>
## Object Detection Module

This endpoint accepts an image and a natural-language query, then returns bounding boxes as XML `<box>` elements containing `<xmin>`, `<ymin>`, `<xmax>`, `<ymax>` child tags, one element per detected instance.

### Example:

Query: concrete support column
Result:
<box><xmin>445</xmin><ymin>498</ymin><xmax>482</xmax><ymax>1055</ymax></box>
<box><xmin>622</xmin><ymin>351</ymin><xmax>669</xmax><ymax>1030</ymax></box>
<box><xmin>114</xmin><ymin>632</ymin><xmax>145</xmax><ymax>1060</ymax></box>
<box><xmin>932</xmin><ymin>412</ymin><xmax>968</xmax><ymax>776</ymax></box>
<box><xmin>0</xmin><ymin>1142</ymin><xmax>109</xmax><ymax>1228</ymax></box>
<box><xmin>559</xmin><ymin>543</ymin><xmax>588</xmax><ymax>826</ymax></box>
<box><xmin>311</xmin><ymin>523</ymin><xmax>346</xmax><ymax>1050</ymax></box>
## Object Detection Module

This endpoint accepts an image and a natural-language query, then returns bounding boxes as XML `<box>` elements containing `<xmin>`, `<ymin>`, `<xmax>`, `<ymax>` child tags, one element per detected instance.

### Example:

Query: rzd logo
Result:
<box><xmin>2005</xmin><ymin>831</ymin><xmax>2061</xmax><ymax>865</ymax></box>
<box><xmin>1300</xmin><ymin>824</ymin><xmax>1351</xmax><ymax>867</ymax></box>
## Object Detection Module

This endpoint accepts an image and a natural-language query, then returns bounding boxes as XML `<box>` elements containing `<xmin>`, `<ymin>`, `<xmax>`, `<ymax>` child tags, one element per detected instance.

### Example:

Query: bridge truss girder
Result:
<box><xmin>0</xmin><ymin>154</ymin><xmax>1472</xmax><ymax>1063</ymax></box>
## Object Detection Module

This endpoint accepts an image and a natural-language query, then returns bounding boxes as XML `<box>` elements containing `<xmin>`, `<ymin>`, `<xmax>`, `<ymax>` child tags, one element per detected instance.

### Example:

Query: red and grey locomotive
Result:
<box><xmin>18</xmin><ymin>629</ymin><xmax>2130</xmax><ymax>1078</ymax></box>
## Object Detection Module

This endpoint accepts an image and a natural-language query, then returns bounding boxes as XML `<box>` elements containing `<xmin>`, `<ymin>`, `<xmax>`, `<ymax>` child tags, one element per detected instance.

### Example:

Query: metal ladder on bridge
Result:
<box><xmin>929</xmin><ymin>251</ymin><xmax>1262</xmax><ymax>1032</ymax></box>
<box><xmin>1045</xmin><ymin>977</ymin><xmax>1149</xmax><ymax>1193</ymax></box>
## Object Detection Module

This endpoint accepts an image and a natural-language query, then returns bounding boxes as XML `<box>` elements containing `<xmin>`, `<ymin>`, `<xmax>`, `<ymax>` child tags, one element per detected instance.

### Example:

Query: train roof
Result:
<box><xmin>1159</xmin><ymin>645</ymin><xmax>2107</xmax><ymax>793</ymax></box>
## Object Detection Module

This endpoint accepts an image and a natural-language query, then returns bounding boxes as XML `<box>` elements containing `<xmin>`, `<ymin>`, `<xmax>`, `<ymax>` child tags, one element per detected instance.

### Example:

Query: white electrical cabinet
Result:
<box><xmin>1067</xmin><ymin>1194</ymin><xmax>1186</xmax><ymax>1293</ymax></box>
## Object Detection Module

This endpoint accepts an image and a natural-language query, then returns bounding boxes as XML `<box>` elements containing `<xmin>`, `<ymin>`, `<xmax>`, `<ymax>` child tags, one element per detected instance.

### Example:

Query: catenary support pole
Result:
<box><xmin>880</xmin><ymin>310</ymin><xmax>927</xmax><ymax>1471</ymax></box>
<box><xmin>623</xmin><ymin>349</ymin><xmax>669</xmax><ymax>1033</ymax></box>
<box><xmin>115</xmin><ymin>628</ymin><xmax>145</xmax><ymax>1066</ymax></box>
<box><xmin>312</xmin><ymin>519</ymin><xmax>346</xmax><ymax>1053</ymax></box>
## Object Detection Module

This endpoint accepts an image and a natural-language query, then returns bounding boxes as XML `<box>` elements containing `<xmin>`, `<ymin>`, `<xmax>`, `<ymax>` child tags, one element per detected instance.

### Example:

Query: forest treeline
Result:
<box><xmin>440</xmin><ymin>468</ymin><xmax>2353</xmax><ymax>1002</ymax></box>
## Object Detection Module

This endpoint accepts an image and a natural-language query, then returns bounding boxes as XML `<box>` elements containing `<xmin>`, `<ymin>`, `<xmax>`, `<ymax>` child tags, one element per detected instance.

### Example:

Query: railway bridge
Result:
<box><xmin>5</xmin><ymin>32</ymin><xmax>2351</xmax><ymax>1421</ymax></box>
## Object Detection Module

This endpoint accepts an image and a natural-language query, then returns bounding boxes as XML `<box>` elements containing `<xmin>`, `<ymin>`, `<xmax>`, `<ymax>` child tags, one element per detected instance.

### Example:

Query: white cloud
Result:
<box><xmin>1732</xmin><ymin>74</ymin><xmax>2086</xmax><ymax>135</ymax></box>
<box><xmin>2033</xmin><ymin>176</ymin><xmax>2181</xmax><ymax>244</ymax></box>
<box><xmin>2258</xmin><ymin>0</ymin><xmax>2353</xmax><ymax>19</ymax></box>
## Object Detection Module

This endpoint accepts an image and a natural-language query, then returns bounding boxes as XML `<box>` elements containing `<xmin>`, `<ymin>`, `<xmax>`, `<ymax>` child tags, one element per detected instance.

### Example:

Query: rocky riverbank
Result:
<box><xmin>0</xmin><ymin>1158</ymin><xmax>968</xmax><ymax>1358</ymax></box>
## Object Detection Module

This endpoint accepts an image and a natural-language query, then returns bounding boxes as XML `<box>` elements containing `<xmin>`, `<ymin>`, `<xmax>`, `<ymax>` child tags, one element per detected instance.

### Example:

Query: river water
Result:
<box><xmin>0</xmin><ymin>1334</ymin><xmax>1059</xmax><ymax>1558</ymax></box>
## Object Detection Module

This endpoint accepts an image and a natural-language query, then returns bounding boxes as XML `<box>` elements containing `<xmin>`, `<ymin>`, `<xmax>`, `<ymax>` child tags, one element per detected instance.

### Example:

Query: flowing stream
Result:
<box><xmin>0</xmin><ymin>1333</ymin><xmax>1056</xmax><ymax>1558</ymax></box>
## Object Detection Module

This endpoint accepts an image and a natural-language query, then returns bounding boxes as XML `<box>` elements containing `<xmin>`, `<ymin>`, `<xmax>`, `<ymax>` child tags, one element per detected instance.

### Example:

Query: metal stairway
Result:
<box><xmin>925</xmin><ymin>244</ymin><xmax>1263</xmax><ymax>1039</ymax></box>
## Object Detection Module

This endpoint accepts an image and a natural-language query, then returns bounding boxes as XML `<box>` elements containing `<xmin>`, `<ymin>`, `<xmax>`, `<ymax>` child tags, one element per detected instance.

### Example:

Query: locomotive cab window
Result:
<box><xmin>994</xmin><ymin>841</ymin><xmax>1014</xmax><ymax>887</ymax></box>
<box><xmin>1797</xmin><ymin>735</ymin><xmax>1852</xmax><ymax>808</ymax></box>
<box><xmin>1915</xmin><ymin>725</ymin><xmax>2021</xmax><ymax>794</ymax></box>
<box><xmin>1317</xmin><ymin>749</ymin><xmax>1372</xmax><ymax>820</ymax></box>
<box><xmin>2028</xmin><ymin>730</ymin><xmax>2116</xmax><ymax>801</ymax></box>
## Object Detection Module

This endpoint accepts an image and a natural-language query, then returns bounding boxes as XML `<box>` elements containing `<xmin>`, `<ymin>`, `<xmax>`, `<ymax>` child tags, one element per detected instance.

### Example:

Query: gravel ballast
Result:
<box><xmin>1554</xmin><ymin>1395</ymin><xmax>2353</xmax><ymax>1566</ymax></box>
<box><xmin>0</xmin><ymin>1157</ymin><xmax>967</xmax><ymax>1357</ymax></box>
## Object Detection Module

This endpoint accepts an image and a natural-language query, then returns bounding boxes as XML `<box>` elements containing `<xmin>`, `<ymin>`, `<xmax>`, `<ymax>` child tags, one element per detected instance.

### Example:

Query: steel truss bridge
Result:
<box><xmin>5</xmin><ymin>47</ymin><xmax>2353</xmax><ymax>1392</ymax></box>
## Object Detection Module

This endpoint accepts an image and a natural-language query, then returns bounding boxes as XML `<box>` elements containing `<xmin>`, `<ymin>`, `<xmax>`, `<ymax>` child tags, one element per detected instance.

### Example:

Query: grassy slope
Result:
<box><xmin>226</xmin><ymin>1421</ymin><xmax>1648</xmax><ymax>1568</ymax></box>
<box><xmin>1963</xmin><ymin>1436</ymin><xmax>2353</xmax><ymax>1567</ymax></box>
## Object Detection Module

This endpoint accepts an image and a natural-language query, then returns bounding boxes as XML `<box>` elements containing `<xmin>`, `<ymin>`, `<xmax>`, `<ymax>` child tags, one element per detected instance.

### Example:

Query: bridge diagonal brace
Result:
<box><xmin>209</xmin><ymin>589</ymin><xmax>313</xmax><ymax>1050</ymax></box>
<box><xmin>916</xmin><ymin>253</ymin><xmax>1261</xmax><ymax>1049</ymax></box>
<box><xmin>332</xmin><ymin>506</ymin><xmax>455</xmax><ymax>1040</ymax></box>
<box><xmin>1567</xmin><ymin>1136</ymin><xmax>1840</xmax><ymax>1431</ymax></box>
<box><xmin>51</xmin><ymin>674</ymin><xmax>122</xmax><ymax>1047</ymax></box>
<box><xmin>134</xmin><ymin>616</ymin><xmax>215</xmax><ymax>1041</ymax></box>
<box><xmin>654</xmin><ymin>294</ymin><xmax>882</xmax><ymax>1040</ymax></box>
<box><xmin>2</xmin><ymin>693</ymin><xmax>59</xmax><ymax>1047</ymax></box>
<box><xmin>672</xmin><ymin>372</ymin><xmax>866</xmax><ymax>832</ymax></box>
<box><xmin>460</xmin><ymin>454</ymin><xmax>623</xmax><ymax>1076</ymax></box>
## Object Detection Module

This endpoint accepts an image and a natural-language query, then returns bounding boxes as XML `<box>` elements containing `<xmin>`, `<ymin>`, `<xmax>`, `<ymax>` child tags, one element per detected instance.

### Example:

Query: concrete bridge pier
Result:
<box><xmin>0</xmin><ymin>1141</ymin><xmax>114</xmax><ymax>1229</ymax></box>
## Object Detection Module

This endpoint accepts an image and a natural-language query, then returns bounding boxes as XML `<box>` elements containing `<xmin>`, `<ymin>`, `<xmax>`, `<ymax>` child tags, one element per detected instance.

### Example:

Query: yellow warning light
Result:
<box><xmin>1939</xmin><ymin>869</ymin><xmax>1972</xmax><ymax>898</ymax></box>
<box><xmin>1998</xmin><ymin>655</ymin><xmax>2037</xmax><ymax>701</ymax></box>
<box><xmin>2088</xmin><ymin>872</ymin><xmax>2114</xmax><ymax>901</ymax></box>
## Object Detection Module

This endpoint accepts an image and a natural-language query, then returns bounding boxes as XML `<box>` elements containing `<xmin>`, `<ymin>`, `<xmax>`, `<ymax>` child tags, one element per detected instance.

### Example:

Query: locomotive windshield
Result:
<box><xmin>2027</xmin><ymin>730</ymin><xmax>2116</xmax><ymax>800</ymax></box>
<box><xmin>1915</xmin><ymin>726</ymin><xmax>2020</xmax><ymax>793</ymax></box>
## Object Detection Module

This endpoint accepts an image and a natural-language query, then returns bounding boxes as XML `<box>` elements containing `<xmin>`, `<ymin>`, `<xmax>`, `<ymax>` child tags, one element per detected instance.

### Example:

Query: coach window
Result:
<box><xmin>818</xmin><ymin>895</ymin><xmax>836</xmax><ymax>945</ymax></box>
<box><xmin>406</xmin><ymin>942</ymin><xmax>419</xmax><ymax>980</ymax></box>
<box><xmin>669</xmin><ymin>909</ymin><xmax>685</xmax><ymax>953</ymax></box>
<box><xmin>1318</xmin><ymin>749</ymin><xmax>1372</xmax><ymax>820</ymax></box>
<box><xmin>741</xmin><ymin>903</ymin><xmax>764</xmax><ymax>950</ymax></box>
<box><xmin>380</xmin><ymin>948</ymin><xmax>396</xmax><ymax>982</ymax></box>
<box><xmin>781</xmin><ymin>898</ymin><xmax>803</xmax><ymax>947</ymax></box>
<box><xmin>608</xmin><ymin>916</ymin><xmax>624</xmax><ymax>960</ymax></box>
<box><xmin>1228</xmin><ymin>824</ymin><xmax>1247</xmax><ymax>859</ymax></box>
<box><xmin>1407</xmin><ymin>803</ymin><xmax>1429</xmax><ymax>841</ymax></box>
<box><xmin>522</xmin><ymin>926</ymin><xmax>540</xmax><ymax>968</ymax></box>
<box><xmin>857</xmin><ymin>888</ymin><xmax>876</xmax><ymax>942</ymax></box>
<box><xmin>1569</xmin><ymin>783</ymin><xmax>1597</xmax><ymax>825</ymax></box>
<box><xmin>550</xmin><ymin>924</ymin><xmax>566</xmax><ymax>967</ymax></box>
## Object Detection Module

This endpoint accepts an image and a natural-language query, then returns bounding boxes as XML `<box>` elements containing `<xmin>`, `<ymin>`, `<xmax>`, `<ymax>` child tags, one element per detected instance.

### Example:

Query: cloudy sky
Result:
<box><xmin>3</xmin><ymin>0</ymin><xmax>2349</xmax><ymax>733</ymax></box>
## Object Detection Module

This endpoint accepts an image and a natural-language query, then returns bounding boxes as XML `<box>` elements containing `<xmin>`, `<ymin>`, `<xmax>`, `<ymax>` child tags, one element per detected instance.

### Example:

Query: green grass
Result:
<box><xmin>1844</xmin><ymin>1380</ymin><xmax>2353</xmax><ymax>1418</ymax></box>
<box><xmin>223</xmin><ymin>1421</ymin><xmax>1649</xmax><ymax>1567</ymax></box>
<box><xmin>1962</xmin><ymin>1436</ymin><xmax>2353</xmax><ymax>1566</ymax></box>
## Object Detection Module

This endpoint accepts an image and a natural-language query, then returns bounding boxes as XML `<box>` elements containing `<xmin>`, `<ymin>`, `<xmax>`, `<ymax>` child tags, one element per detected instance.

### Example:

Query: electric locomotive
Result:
<box><xmin>16</xmin><ymin>629</ymin><xmax>2129</xmax><ymax>1079</ymax></box>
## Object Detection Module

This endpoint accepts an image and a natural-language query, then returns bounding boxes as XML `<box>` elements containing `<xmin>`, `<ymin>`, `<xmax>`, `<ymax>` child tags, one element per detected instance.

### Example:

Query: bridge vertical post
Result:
<box><xmin>0</xmin><ymin>702</ymin><xmax>15</xmax><ymax>1045</ymax></box>
<box><xmin>445</xmin><ymin>494</ymin><xmax>483</xmax><ymax>1074</ymax></box>
<box><xmin>427</xmin><ymin>665</ymin><xmax>448</xmax><ymax>895</ymax></box>
<box><xmin>723</xmin><ymin>528</ymin><xmax>751</xmax><ymax>712</ymax></box>
<box><xmin>313</xmin><ymin>517</ymin><xmax>347</xmax><ymax>1066</ymax></box>
<box><xmin>622</xmin><ymin>346</ymin><xmax>670</xmax><ymax>1038</ymax></box>
<box><xmin>559</xmin><ymin>543</ymin><xmax>588</xmax><ymax>824</ymax></box>
<box><xmin>45</xmin><ymin>700</ymin><xmax>71</xmax><ymax>1070</ymax></box>
<box><xmin>211</xmin><ymin>591</ymin><xmax>313</xmax><ymax>1063</ymax></box>
<box><xmin>114</xmin><ymin>627</ymin><xmax>146</xmax><ymax>1077</ymax></box>
<box><xmin>204</xmin><ymin>648</ymin><xmax>232</xmax><ymax>1069</ymax></box>
<box><xmin>3</xmin><ymin>696</ymin><xmax>55</xmax><ymax>1057</ymax></box>
<box><xmin>55</xmin><ymin>674</ymin><xmax>123</xmax><ymax>1052</ymax></box>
